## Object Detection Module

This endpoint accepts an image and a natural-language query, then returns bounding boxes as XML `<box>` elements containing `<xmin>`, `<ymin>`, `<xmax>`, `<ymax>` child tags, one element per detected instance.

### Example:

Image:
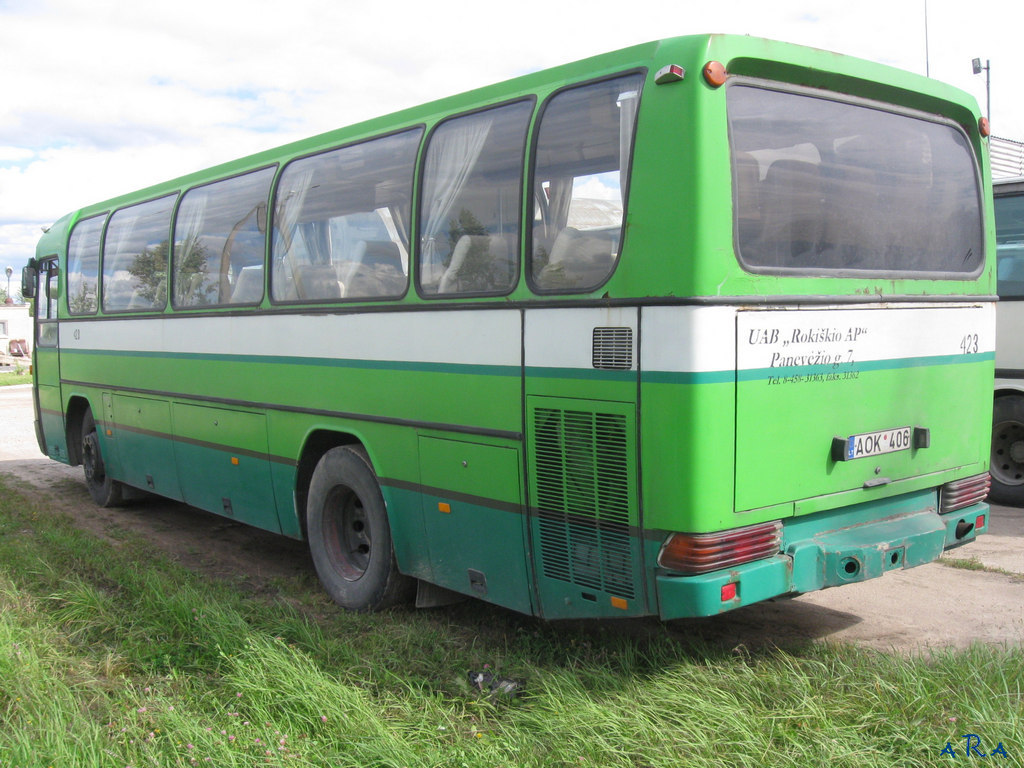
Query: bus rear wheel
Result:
<box><xmin>81</xmin><ymin>408</ymin><xmax>124</xmax><ymax>507</ymax></box>
<box><xmin>990</xmin><ymin>395</ymin><xmax>1024</xmax><ymax>507</ymax></box>
<box><xmin>306</xmin><ymin>446</ymin><xmax>412</xmax><ymax>611</ymax></box>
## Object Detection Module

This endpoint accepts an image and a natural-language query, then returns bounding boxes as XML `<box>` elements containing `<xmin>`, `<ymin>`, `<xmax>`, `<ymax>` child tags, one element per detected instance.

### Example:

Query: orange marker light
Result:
<box><xmin>610</xmin><ymin>596</ymin><xmax>628</xmax><ymax>610</ymax></box>
<box><xmin>231</xmin><ymin>457</ymin><xmax>239</xmax><ymax>465</ymax></box>
<box><xmin>979</xmin><ymin>117</ymin><xmax>991</xmax><ymax>137</ymax></box>
<box><xmin>703</xmin><ymin>61</ymin><xmax>728</xmax><ymax>87</ymax></box>
<box><xmin>438</xmin><ymin>502</ymin><xmax>451</xmax><ymax>514</ymax></box>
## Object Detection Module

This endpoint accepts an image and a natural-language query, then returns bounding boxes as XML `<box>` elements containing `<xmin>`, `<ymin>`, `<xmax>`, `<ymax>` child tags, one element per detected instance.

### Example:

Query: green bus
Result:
<box><xmin>23</xmin><ymin>34</ymin><xmax>994</xmax><ymax>620</ymax></box>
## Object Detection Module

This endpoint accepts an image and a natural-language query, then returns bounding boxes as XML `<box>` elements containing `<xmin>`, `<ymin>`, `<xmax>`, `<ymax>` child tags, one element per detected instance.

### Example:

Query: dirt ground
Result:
<box><xmin>2</xmin><ymin>383</ymin><xmax>1022</xmax><ymax>652</ymax></box>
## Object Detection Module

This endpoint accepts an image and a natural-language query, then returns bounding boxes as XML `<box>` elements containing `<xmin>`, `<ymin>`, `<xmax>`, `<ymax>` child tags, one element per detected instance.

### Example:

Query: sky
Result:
<box><xmin>1</xmin><ymin>0</ymin><xmax>1020</xmax><ymax>279</ymax></box>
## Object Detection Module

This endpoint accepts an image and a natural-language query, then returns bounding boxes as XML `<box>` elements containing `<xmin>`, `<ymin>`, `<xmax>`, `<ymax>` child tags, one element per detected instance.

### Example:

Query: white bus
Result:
<box><xmin>991</xmin><ymin>177</ymin><xmax>1024</xmax><ymax>504</ymax></box>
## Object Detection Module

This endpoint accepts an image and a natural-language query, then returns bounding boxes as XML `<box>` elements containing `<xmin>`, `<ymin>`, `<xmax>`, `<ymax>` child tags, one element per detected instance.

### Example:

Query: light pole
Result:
<box><xmin>972</xmin><ymin>58</ymin><xmax>991</xmax><ymax>127</ymax></box>
<box><xmin>4</xmin><ymin>266</ymin><xmax>11</xmax><ymax>303</ymax></box>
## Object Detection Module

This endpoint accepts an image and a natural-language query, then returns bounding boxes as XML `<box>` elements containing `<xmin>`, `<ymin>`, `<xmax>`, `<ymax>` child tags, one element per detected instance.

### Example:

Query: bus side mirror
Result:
<box><xmin>21</xmin><ymin>265</ymin><xmax>37</xmax><ymax>299</ymax></box>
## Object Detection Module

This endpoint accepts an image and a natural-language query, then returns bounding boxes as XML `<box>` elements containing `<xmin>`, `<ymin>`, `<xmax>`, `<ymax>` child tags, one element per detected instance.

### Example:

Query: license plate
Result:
<box><xmin>837</xmin><ymin>427</ymin><xmax>912</xmax><ymax>461</ymax></box>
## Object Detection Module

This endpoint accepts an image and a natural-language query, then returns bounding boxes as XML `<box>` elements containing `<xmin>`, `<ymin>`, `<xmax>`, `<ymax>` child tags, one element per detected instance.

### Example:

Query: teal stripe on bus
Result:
<box><xmin>524</xmin><ymin>366</ymin><xmax>637</xmax><ymax>382</ymax></box>
<box><xmin>640</xmin><ymin>352</ymin><xmax>992</xmax><ymax>385</ymax></box>
<box><xmin>640</xmin><ymin>370</ymin><xmax>735</xmax><ymax>385</ymax></box>
<box><xmin>736</xmin><ymin>351</ymin><xmax>994</xmax><ymax>383</ymax></box>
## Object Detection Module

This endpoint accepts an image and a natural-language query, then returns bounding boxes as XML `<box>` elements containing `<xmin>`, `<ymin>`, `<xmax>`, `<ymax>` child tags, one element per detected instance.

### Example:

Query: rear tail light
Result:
<box><xmin>940</xmin><ymin>473</ymin><xmax>990</xmax><ymax>514</ymax></box>
<box><xmin>658</xmin><ymin>521</ymin><xmax>782</xmax><ymax>575</ymax></box>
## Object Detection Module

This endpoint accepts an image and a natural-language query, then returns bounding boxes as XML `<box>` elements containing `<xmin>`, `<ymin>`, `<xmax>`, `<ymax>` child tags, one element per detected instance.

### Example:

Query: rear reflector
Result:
<box><xmin>658</xmin><ymin>521</ymin><xmax>782</xmax><ymax>575</ymax></box>
<box><xmin>939</xmin><ymin>473</ymin><xmax>990</xmax><ymax>514</ymax></box>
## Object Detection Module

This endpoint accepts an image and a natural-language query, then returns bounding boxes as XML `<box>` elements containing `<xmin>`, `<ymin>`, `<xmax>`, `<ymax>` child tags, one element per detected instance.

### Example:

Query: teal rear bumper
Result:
<box><xmin>655</xmin><ymin>492</ymin><xmax>988</xmax><ymax>620</ymax></box>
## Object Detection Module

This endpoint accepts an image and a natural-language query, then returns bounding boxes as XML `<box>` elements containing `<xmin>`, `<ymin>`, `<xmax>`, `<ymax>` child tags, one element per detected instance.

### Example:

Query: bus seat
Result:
<box><xmin>439</xmin><ymin>235</ymin><xmax>508</xmax><ymax>294</ymax></box>
<box><xmin>125</xmin><ymin>277</ymin><xmax>165</xmax><ymax>311</ymax></box>
<box><xmin>363</xmin><ymin>240</ymin><xmax>404</xmax><ymax>271</ymax></box>
<box><xmin>174</xmin><ymin>272</ymin><xmax>206</xmax><ymax>305</ymax></box>
<box><xmin>231</xmin><ymin>265</ymin><xmax>264</xmax><ymax>303</ymax></box>
<box><xmin>337</xmin><ymin>240</ymin><xmax>368</xmax><ymax>288</ymax></box>
<box><xmin>345</xmin><ymin>241</ymin><xmax>405</xmax><ymax>297</ymax></box>
<box><xmin>822</xmin><ymin>163</ymin><xmax>879</xmax><ymax>265</ymax></box>
<box><xmin>759</xmin><ymin>160</ymin><xmax>824</xmax><ymax>265</ymax></box>
<box><xmin>734</xmin><ymin>151</ymin><xmax>762</xmax><ymax>244</ymax></box>
<box><xmin>295</xmin><ymin>264</ymin><xmax>344</xmax><ymax>300</ymax></box>
<box><xmin>541</xmin><ymin>227</ymin><xmax>616</xmax><ymax>288</ymax></box>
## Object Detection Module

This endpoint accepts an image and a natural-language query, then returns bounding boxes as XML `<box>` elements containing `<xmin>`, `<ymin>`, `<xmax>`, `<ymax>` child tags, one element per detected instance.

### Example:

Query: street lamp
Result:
<box><xmin>972</xmin><ymin>57</ymin><xmax>991</xmax><ymax>127</ymax></box>
<box><xmin>4</xmin><ymin>266</ymin><xmax>11</xmax><ymax>303</ymax></box>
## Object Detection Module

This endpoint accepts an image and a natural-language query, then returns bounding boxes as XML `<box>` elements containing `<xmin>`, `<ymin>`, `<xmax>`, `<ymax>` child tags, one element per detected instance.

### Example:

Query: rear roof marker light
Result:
<box><xmin>655</xmin><ymin>64</ymin><xmax>686</xmax><ymax>84</ymax></box>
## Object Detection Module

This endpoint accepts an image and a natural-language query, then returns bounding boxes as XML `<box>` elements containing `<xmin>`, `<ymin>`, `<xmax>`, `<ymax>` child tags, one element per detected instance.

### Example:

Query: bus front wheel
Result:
<box><xmin>81</xmin><ymin>409</ymin><xmax>124</xmax><ymax>507</ymax></box>
<box><xmin>306</xmin><ymin>446</ymin><xmax>412</xmax><ymax>611</ymax></box>
<box><xmin>990</xmin><ymin>395</ymin><xmax>1024</xmax><ymax>507</ymax></box>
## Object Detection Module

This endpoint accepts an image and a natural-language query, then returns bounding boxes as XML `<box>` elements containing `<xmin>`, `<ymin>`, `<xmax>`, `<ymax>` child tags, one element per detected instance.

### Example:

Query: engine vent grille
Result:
<box><xmin>592</xmin><ymin>327</ymin><xmax>633</xmax><ymax>370</ymax></box>
<box><xmin>533</xmin><ymin>407</ymin><xmax>635</xmax><ymax>598</ymax></box>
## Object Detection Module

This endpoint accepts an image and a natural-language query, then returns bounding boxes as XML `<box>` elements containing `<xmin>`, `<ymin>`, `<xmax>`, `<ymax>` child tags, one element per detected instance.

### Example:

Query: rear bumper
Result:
<box><xmin>655</xmin><ymin>493</ymin><xmax>987</xmax><ymax>620</ymax></box>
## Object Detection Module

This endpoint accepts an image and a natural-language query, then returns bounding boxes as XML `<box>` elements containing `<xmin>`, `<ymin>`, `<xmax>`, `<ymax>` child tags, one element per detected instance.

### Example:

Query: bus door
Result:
<box><xmin>523</xmin><ymin>307</ymin><xmax>645</xmax><ymax>619</ymax></box>
<box><xmin>32</xmin><ymin>257</ymin><xmax>67</xmax><ymax>460</ymax></box>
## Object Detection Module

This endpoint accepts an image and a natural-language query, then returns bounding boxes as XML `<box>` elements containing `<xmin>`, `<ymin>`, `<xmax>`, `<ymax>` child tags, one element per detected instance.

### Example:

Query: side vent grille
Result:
<box><xmin>533</xmin><ymin>407</ymin><xmax>635</xmax><ymax>598</ymax></box>
<box><xmin>592</xmin><ymin>327</ymin><xmax>633</xmax><ymax>370</ymax></box>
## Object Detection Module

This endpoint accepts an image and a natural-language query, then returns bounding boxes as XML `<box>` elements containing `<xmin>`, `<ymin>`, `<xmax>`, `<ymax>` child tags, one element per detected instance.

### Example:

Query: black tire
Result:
<box><xmin>81</xmin><ymin>408</ymin><xmax>124</xmax><ymax>507</ymax></box>
<box><xmin>306</xmin><ymin>446</ymin><xmax>413</xmax><ymax>611</ymax></box>
<box><xmin>990</xmin><ymin>395</ymin><xmax>1024</xmax><ymax>506</ymax></box>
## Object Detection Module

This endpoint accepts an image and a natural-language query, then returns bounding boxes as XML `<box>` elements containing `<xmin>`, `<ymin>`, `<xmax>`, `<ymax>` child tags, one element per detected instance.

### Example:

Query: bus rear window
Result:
<box><xmin>728</xmin><ymin>85</ymin><xmax>983</xmax><ymax>277</ymax></box>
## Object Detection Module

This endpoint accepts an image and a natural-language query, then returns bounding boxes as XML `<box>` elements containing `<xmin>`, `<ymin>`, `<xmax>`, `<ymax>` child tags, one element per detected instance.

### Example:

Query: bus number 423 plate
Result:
<box><xmin>831</xmin><ymin>426</ymin><xmax>921</xmax><ymax>462</ymax></box>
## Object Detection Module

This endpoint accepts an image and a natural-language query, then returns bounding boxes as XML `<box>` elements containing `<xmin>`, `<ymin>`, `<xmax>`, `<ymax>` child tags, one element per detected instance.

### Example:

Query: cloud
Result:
<box><xmin>0</xmin><ymin>147</ymin><xmax>34</xmax><ymax>164</ymax></box>
<box><xmin>0</xmin><ymin>223</ymin><xmax>43</xmax><ymax>271</ymax></box>
<box><xmin>0</xmin><ymin>0</ymin><xmax>1020</xmax><ymax>270</ymax></box>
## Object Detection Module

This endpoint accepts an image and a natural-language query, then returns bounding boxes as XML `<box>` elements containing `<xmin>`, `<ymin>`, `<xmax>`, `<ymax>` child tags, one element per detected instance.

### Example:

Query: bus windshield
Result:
<box><xmin>729</xmin><ymin>85</ymin><xmax>984</xmax><ymax>277</ymax></box>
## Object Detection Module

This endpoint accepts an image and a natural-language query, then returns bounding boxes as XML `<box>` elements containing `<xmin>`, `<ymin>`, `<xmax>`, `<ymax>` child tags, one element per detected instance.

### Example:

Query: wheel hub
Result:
<box><xmin>991</xmin><ymin>419</ymin><xmax>1024</xmax><ymax>485</ymax></box>
<box><xmin>1011</xmin><ymin>441</ymin><xmax>1024</xmax><ymax>464</ymax></box>
<box><xmin>83</xmin><ymin>432</ymin><xmax>104</xmax><ymax>483</ymax></box>
<box><xmin>324</xmin><ymin>487</ymin><xmax>372</xmax><ymax>581</ymax></box>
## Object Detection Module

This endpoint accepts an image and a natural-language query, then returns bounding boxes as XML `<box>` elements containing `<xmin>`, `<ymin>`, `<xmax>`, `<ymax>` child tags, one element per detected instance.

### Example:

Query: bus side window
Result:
<box><xmin>417</xmin><ymin>100</ymin><xmax>532</xmax><ymax>297</ymax></box>
<box><xmin>272</xmin><ymin>129</ymin><xmax>421</xmax><ymax>304</ymax></box>
<box><xmin>173</xmin><ymin>167</ymin><xmax>275</xmax><ymax>308</ymax></box>
<box><xmin>44</xmin><ymin>262</ymin><xmax>59</xmax><ymax>319</ymax></box>
<box><xmin>102</xmin><ymin>195</ymin><xmax>176</xmax><ymax>313</ymax></box>
<box><xmin>530</xmin><ymin>74</ymin><xmax>643</xmax><ymax>293</ymax></box>
<box><xmin>67</xmin><ymin>215</ymin><xmax>104</xmax><ymax>315</ymax></box>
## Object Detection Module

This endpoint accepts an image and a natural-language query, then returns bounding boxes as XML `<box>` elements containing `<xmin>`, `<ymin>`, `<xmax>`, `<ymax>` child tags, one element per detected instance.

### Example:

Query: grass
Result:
<box><xmin>0</xmin><ymin>475</ymin><xmax>1020</xmax><ymax>767</ymax></box>
<box><xmin>0</xmin><ymin>368</ymin><xmax>31</xmax><ymax>386</ymax></box>
<box><xmin>941</xmin><ymin>556</ymin><xmax>1023</xmax><ymax>581</ymax></box>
